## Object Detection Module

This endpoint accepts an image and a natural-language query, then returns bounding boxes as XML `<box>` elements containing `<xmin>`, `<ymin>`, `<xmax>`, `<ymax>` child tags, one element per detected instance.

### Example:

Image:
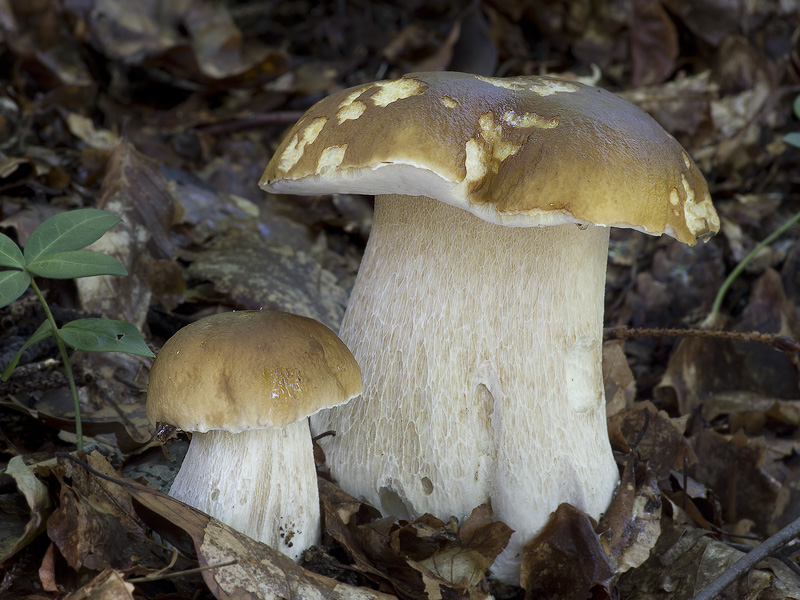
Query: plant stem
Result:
<box><xmin>29</xmin><ymin>279</ymin><xmax>83</xmax><ymax>452</ymax></box>
<box><xmin>710</xmin><ymin>209</ymin><xmax>800</xmax><ymax>316</ymax></box>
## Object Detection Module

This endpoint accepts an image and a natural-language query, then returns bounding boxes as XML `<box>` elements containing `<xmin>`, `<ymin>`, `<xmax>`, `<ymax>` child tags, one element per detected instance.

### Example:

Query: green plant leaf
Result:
<box><xmin>0</xmin><ymin>234</ymin><xmax>25</xmax><ymax>268</ymax></box>
<box><xmin>1</xmin><ymin>321</ymin><xmax>55</xmax><ymax>381</ymax></box>
<box><xmin>59</xmin><ymin>319</ymin><xmax>155</xmax><ymax>357</ymax></box>
<box><xmin>794</xmin><ymin>95</ymin><xmax>800</xmax><ymax>120</ymax></box>
<box><xmin>784</xmin><ymin>132</ymin><xmax>800</xmax><ymax>148</ymax></box>
<box><xmin>0</xmin><ymin>269</ymin><xmax>32</xmax><ymax>309</ymax></box>
<box><xmin>23</xmin><ymin>208</ymin><xmax>122</xmax><ymax>262</ymax></box>
<box><xmin>25</xmin><ymin>251</ymin><xmax>127</xmax><ymax>279</ymax></box>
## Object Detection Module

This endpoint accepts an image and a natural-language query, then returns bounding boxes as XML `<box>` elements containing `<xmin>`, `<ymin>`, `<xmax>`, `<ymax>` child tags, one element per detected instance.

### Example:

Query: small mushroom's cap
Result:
<box><xmin>259</xmin><ymin>71</ymin><xmax>719</xmax><ymax>245</ymax></box>
<box><xmin>146</xmin><ymin>310</ymin><xmax>362</xmax><ymax>433</ymax></box>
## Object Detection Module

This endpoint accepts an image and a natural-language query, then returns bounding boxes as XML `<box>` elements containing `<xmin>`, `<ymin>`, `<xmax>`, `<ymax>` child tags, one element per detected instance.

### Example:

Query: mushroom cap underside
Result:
<box><xmin>260</xmin><ymin>71</ymin><xmax>719</xmax><ymax>245</ymax></box>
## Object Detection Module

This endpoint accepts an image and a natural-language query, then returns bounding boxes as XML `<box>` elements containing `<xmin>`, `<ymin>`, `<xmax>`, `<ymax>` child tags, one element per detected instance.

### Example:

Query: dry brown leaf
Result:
<box><xmin>603</xmin><ymin>339</ymin><xmax>636</xmax><ymax>418</ymax></box>
<box><xmin>64</xmin><ymin>466</ymin><xmax>398</xmax><ymax>600</ymax></box>
<box><xmin>607</xmin><ymin>400</ymin><xmax>696</xmax><ymax>480</ymax></box>
<box><xmin>187</xmin><ymin>228</ymin><xmax>348</xmax><ymax>331</ymax></box>
<box><xmin>630</xmin><ymin>0</ymin><xmax>677</xmax><ymax>86</ymax></box>
<box><xmin>0</xmin><ymin>397</ymin><xmax>149</xmax><ymax>454</ymax></box>
<box><xmin>320</xmin><ymin>478</ymin><xmax>508</xmax><ymax>599</ymax></box>
<box><xmin>46</xmin><ymin>485</ymin><xmax>130</xmax><ymax>571</ymax></box>
<box><xmin>620</xmin><ymin>71</ymin><xmax>717</xmax><ymax>141</ymax></box>
<box><xmin>617</xmin><ymin>514</ymin><xmax>780</xmax><ymax>599</ymax></box>
<box><xmin>407</xmin><ymin>506</ymin><xmax>511</xmax><ymax>596</ymax></box>
<box><xmin>82</xmin><ymin>0</ymin><xmax>284</xmax><ymax>83</ymax></box>
<box><xmin>65</xmin><ymin>113</ymin><xmax>119</xmax><ymax>152</ymax></box>
<box><xmin>64</xmin><ymin>568</ymin><xmax>135</xmax><ymax>600</ymax></box>
<box><xmin>691</xmin><ymin>428</ymin><xmax>785</xmax><ymax>535</ymax></box>
<box><xmin>39</xmin><ymin>542</ymin><xmax>60</xmax><ymax>593</ymax></box>
<box><xmin>520</xmin><ymin>503</ymin><xmax>615</xmax><ymax>600</ymax></box>
<box><xmin>598</xmin><ymin>460</ymin><xmax>662</xmax><ymax>574</ymax></box>
<box><xmin>77</xmin><ymin>140</ymin><xmax>183</xmax><ymax>329</ymax></box>
<box><xmin>0</xmin><ymin>456</ymin><xmax>52</xmax><ymax>564</ymax></box>
<box><xmin>657</xmin><ymin>269</ymin><xmax>800</xmax><ymax>416</ymax></box>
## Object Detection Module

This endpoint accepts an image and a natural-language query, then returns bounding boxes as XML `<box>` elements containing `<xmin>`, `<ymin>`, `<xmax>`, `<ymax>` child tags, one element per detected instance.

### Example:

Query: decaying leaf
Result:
<box><xmin>123</xmin><ymin>477</ymin><xmax>394</xmax><ymax>600</ymax></box>
<box><xmin>603</xmin><ymin>340</ymin><xmax>636</xmax><ymax>418</ymax></box>
<box><xmin>47</xmin><ymin>484</ymin><xmax>130</xmax><ymax>571</ymax></box>
<box><xmin>691</xmin><ymin>428</ymin><xmax>785</xmax><ymax>535</ymax></box>
<box><xmin>77</xmin><ymin>140</ymin><xmax>184</xmax><ymax>329</ymax></box>
<box><xmin>64</xmin><ymin>567</ymin><xmax>135</xmax><ymax>600</ymax></box>
<box><xmin>520</xmin><ymin>503</ymin><xmax>615</xmax><ymax>600</ymax></box>
<box><xmin>409</xmin><ymin>505</ymin><xmax>511</xmax><ymax>596</ymax></box>
<box><xmin>598</xmin><ymin>459</ymin><xmax>662</xmax><ymax>574</ymax></box>
<box><xmin>0</xmin><ymin>455</ymin><xmax>52</xmax><ymax>564</ymax></box>
<box><xmin>657</xmin><ymin>269</ymin><xmax>800</xmax><ymax>416</ymax></box>
<box><xmin>320</xmin><ymin>479</ymin><xmax>509</xmax><ymax>599</ymax></box>
<box><xmin>0</xmin><ymin>397</ymin><xmax>150</xmax><ymax>454</ymax></box>
<box><xmin>188</xmin><ymin>228</ymin><xmax>348</xmax><ymax>331</ymax></box>
<box><xmin>607</xmin><ymin>400</ymin><xmax>697</xmax><ymax>480</ymax></box>
<box><xmin>618</xmin><ymin>514</ymin><xmax>800</xmax><ymax>599</ymax></box>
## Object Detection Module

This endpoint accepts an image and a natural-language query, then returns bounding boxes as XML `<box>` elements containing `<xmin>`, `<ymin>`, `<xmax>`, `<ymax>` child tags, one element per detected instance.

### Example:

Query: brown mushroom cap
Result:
<box><xmin>146</xmin><ymin>310</ymin><xmax>362</xmax><ymax>433</ymax></box>
<box><xmin>260</xmin><ymin>71</ymin><xmax>719</xmax><ymax>245</ymax></box>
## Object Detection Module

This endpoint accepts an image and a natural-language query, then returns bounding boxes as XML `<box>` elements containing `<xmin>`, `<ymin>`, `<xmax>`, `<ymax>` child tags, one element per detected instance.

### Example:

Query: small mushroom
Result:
<box><xmin>146</xmin><ymin>310</ymin><xmax>362</xmax><ymax>560</ymax></box>
<box><xmin>259</xmin><ymin>72</ymin><xmax>719</xmax><ymax>581</ymax></box>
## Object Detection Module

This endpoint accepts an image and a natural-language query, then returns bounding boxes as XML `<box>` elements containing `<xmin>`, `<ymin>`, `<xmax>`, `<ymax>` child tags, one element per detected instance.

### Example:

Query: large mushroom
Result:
<box><xmin>146</xmin><ymin>310</ymin><xmax>362</xmax><ymax>561</ymax></box>
<box><xmin>259</xmin><ymin>71</ymin><xmax>719</xmax><ymax>581</ymax></box>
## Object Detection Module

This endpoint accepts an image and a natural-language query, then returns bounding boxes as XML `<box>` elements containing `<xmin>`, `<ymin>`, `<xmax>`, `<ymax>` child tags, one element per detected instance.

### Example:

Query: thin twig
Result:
<box><xmin>690</xmin><ymin>515</ymin><xmax>800</xmax><ymax>600</ymax></box>
<box><xmin>196</xmin><ymin>111</ymin><xmax>306</xmax><ymax>135</ymax></box>
<box><xmin>604</xmin><ymin>326</ymin><xmax>800</xmax><ymax>353</ymax></box>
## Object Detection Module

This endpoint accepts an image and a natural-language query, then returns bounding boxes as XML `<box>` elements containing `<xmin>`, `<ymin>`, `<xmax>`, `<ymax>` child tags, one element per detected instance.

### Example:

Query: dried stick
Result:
<box><xmin>690</xmin><ymin>515</ymin><xmax>800</xmax><ymax>600</ymax></box>
<box><xmin>604</xmin><ymin>326</ymin><xmax>800</xmax><ymax>353</ymax></box>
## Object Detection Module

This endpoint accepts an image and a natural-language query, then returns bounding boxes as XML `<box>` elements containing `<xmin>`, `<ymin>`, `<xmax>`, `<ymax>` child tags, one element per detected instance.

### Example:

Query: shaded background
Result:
<box><xmin>1</xmin><ymin>1</ymin><xmax>800</xmax><ymax>598</ymax></box>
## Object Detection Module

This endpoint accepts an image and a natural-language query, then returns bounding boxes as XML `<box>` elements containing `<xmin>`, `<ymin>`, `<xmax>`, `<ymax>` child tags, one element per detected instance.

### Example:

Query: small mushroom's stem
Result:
<box><xmin>311</xmin><ymin>194</ymin><xmax>619</xmax><ymax>584</ymax></box>
<box><xmin>170</xmin><ymin>422</ymin><xmax>319</xmax><ymax>561</ymax></box>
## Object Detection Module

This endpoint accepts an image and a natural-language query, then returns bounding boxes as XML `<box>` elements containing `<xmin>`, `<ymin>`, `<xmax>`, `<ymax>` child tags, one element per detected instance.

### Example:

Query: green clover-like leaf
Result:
<box><xmin>25</xmin><ymin>251</ymin><xmax>127</xmax><ymax>279</ymax></box>
<box><xmin>23</xmin><ymin>208</ymin><xmax>122</xmax><ymax>262</ymax></box>
<box><xmin>784</xmin><ymin>132</ymin><xmax>800</xmax><ymax>148</ymax></box>
<box><xmin>0</xmin><ymin>233</ymin><xmax>25</xmax><ymax>269</ymax></box>
<box><xmin>0</xmin><ymin>269</ymin><xmax>32</xmax><ymax>309</ymax></box>
<box><xmin>59</xmin><ymin>319</ymin><xmax>154</xmax><ymax>358</ymax></box>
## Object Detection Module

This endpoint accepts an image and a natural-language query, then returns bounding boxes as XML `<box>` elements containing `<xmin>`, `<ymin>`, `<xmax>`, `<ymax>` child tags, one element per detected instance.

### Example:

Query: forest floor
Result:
<box><xmin>1</xmin><ymin>1</ymin><xmax>800</xmax><ymax>599</ymax></box>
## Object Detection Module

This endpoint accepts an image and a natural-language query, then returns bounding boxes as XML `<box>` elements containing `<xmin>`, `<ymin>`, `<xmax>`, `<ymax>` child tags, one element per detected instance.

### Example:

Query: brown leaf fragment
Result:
<box><xmin>692</xmin><ymin>428</ymin><xmax>784</xmax><ymax>535</ymax></box>
<box><xmin>46</xmin><ymin>485</ymin><xmax>130</xmax><ymax>571</ymax></box>
<box><xmin>320</xmin><ymin>479</ymin><xmax>506</xmax><ymax>599</ymax></box>
<box><xmin>65</xmin><ymin>113</ymin><xmax>119</xmax><ymax>151</ymax></box>
<box><xmin>657</xmin><ymin>270</ymin><xmax>800</xmax><ymax>417</ymax></box>
<box><xmin>0</xmin><ymin>397</ymin><xmax>149</xmax><ymax>454</ymax></box>
<box><xmin>662</xmin><ymin>479</ymin><xmax>722</xmax><ymax>533</ymax></box>
<box><xmin>52</xmin><ymin>465</ymin><xmax>396</xmax><ymax>600</ymax></box>
<box><xmin>630</xmin><ymin>0</ymin><xmax>678</xmax><ymax>86</ymax></box>
<box><xmin>77</xmin><ymin>140</ymin><xmax>183</xmax><ymax>328</ymax></box>
<box><xmin>607</xmin><ymin>400</ymin><xmax>697</xmax><ymax>480</ymax></box>
<box><xmin>64</xmin><ymin>567</ymin><xmax>135</xmax><ymax>600</ymax></box>
<box><xmin>39</xmin><ymin>542</ymin><xmax>59</xmax><ymax>593</ymax></box>
<box><xmin>406</xmin><ymin>506</ymin><xmax>511</xmax><ymax>596</ymax></box>
<box><xmin>620</xmin><ymin>70</ymin><xmax>717</xmax><ymax>140</ymax></box>
<box><xmin>603</xmin><ymin>340</ymin><xmax>636</xmax><ymax>418</ymax></box>
<box><xmin>199</xmin><ymin>519</ymin><xmax>394</xmax><ymax>600</ymax></box>
<box><xmin>760</xmin><ymin>558</ymin><xmax>800</xmax><ymax>599</ymax></box>
<box><xmin>618</xmin><ymin>515</ymin><xmax>777</xmax><ymax>599</ymax></box>
<box><xmin>187</xmin><ymin>228</ymin><xmax>348</xmax><ymax>331</ymax></box>
<box><xmin>520</xmin><ymin>503</ymin><xmax>615</xmax><ymax>600</ymax></box>
<box><xmin>0</xmin><ymin>455</ymin><xmax>52</xmax><ymax>564</ymax></box>
<box><xmin>598</xmin><ymin>460</ymin><xmax>662</xmax><ymax>574</ymax></box>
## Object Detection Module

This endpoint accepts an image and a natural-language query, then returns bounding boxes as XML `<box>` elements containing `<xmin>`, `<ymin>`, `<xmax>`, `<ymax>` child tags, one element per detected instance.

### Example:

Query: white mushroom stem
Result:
<box><xmin>311</xmin><ymin>194</ymin><xmax>620</xmax><ymax>584</ymax></box>
<box><xmin>170</xmin><ymin>422</ymin><xmax>319</xmax><ymax>561</ymax></box>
